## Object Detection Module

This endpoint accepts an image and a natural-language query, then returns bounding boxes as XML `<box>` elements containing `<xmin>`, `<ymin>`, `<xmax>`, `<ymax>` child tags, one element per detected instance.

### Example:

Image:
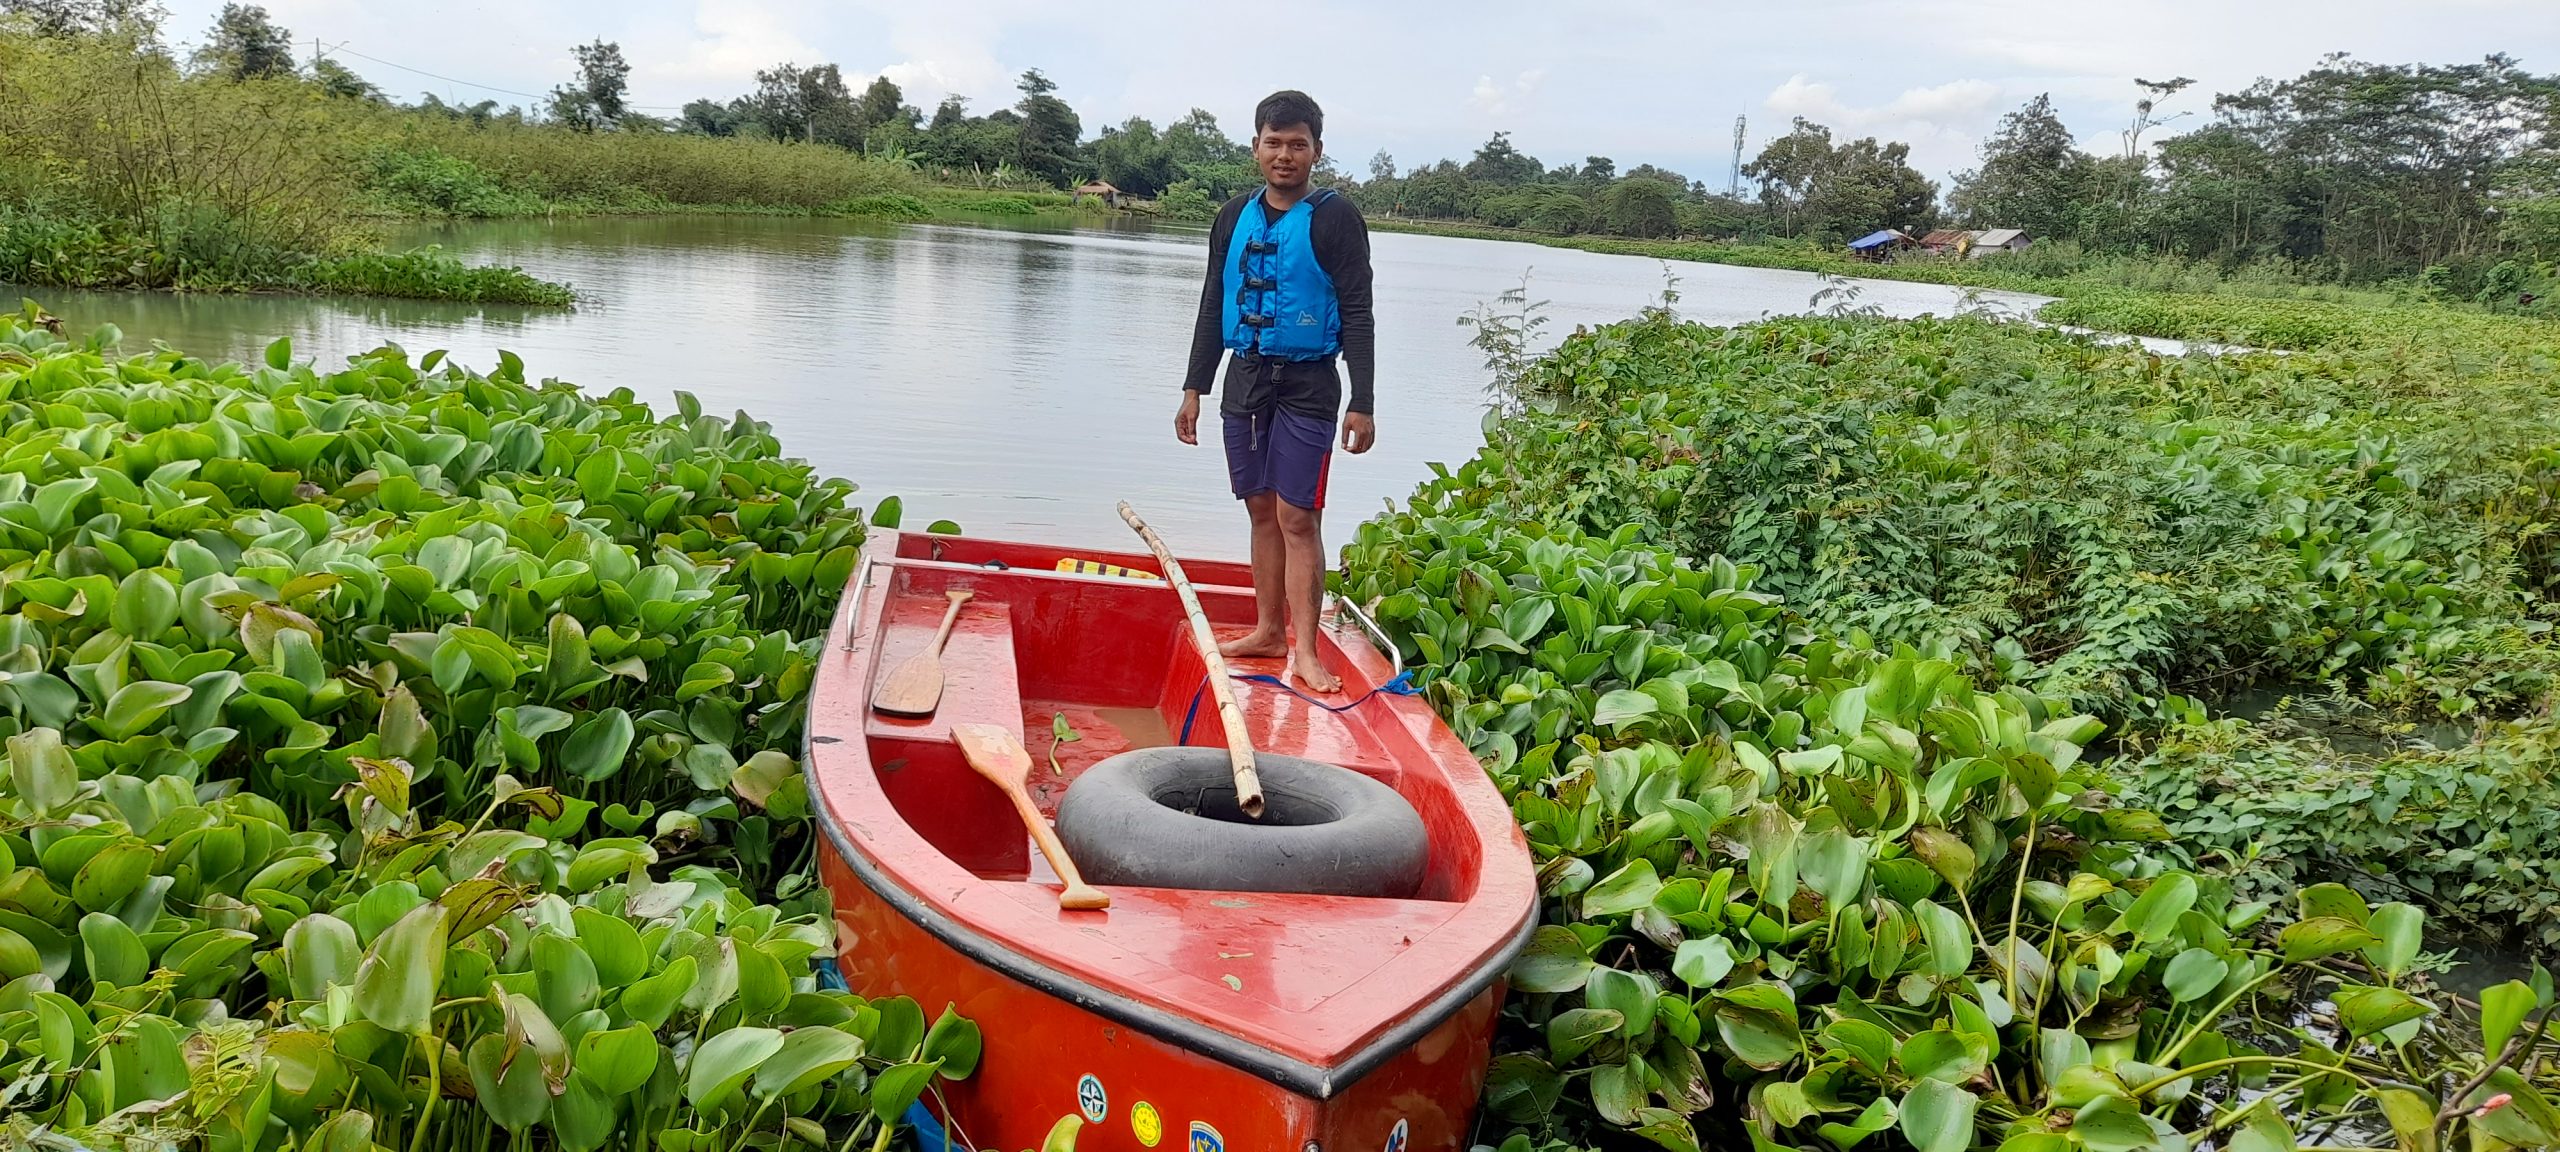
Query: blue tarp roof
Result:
<box><xmin>1847</xmin><ymin>229</ymin><xmax>1907</xmax><ymax>250</ymax></box>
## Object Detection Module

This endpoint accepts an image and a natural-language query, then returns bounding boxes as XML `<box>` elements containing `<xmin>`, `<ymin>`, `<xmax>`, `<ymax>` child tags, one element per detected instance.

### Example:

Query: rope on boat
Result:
<box><xmin>1177</xmin><ymin>670</ymin><xmax>1419</xmax><ymax>745</ymax></box>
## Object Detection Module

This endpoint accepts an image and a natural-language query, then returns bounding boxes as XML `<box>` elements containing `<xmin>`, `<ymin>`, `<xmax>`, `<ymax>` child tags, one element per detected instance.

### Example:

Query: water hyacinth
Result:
<box><xmin>0</xmin><ymin>301</ymin><xmax>976</xmax><ymax>1152</ymax></box>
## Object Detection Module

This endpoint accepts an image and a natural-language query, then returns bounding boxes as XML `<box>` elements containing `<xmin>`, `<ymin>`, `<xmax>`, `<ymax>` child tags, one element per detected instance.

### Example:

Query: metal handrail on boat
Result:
<box><xmin>840</xmin><ymin>557</ymin><xmax>878</xmax><ymax>650</ymax></box>
<box><xmin>1329</xmin><ymin>593</ymin><xmax>1404</xmax><ymax>681</ymax></box>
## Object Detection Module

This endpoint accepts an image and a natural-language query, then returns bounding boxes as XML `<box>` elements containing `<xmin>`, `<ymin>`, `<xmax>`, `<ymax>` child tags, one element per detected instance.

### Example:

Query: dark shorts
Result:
<box><xmin>1223</xmin><ymin>407</ymin><xmax>1335</xmax><ymax>510</ymax></box>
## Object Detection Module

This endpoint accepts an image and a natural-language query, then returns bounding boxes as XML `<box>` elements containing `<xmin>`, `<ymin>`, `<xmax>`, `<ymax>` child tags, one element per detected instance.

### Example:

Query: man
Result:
<box><xmin>1174</xmin><ymin>90</ymin><xmax>1375</xmax><ymax>694</ymax></box>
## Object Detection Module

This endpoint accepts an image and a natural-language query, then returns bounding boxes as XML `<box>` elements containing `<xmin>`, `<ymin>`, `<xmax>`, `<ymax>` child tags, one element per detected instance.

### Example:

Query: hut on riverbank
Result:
<box><xmin>1847</xmin><ymin>229</ymin><xmax>1916</xmax><ymax>261</ymax></box>
<box><xmin>1073</xmin><ymin>181</ymin><xmax>1124</xmax><ymax>208</ymax></box>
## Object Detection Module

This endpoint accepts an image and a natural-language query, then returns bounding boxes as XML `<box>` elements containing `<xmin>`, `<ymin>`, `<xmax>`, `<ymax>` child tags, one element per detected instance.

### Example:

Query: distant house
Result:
<box><xmin>1847</xmin><ymin>229</ymin><xmax>1915</xmax><ymax>261</ymax></box>
<box><xmin>1917</xmin><ymin>229</ymin><xmax>1973</xmax><ymax>254</ymax></box>
<box><xmin>1073</xmin><ymin>181</ymin><xmax>1123</xmax><ymax>208</ymax></box>
<box><xmin>1968</xmin><ymin>228</ymin><xmax>2032</xmax><ymax>258</ymax></box>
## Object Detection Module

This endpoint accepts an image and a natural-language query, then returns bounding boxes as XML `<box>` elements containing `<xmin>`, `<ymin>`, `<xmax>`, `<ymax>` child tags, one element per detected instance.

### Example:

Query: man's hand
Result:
<box><xmin>1341</xmin><ymin>411</ymin><xmax>1376</xmax><ymax>454</ymax></box>
<box><xmin>1175</xmin><ymin>391</ymin><xmax>1202</xmax><ymax>445</ymax></box>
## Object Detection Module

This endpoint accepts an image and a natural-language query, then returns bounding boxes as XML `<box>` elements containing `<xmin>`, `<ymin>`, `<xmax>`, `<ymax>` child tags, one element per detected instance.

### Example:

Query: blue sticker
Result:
<box><xmin>1077</xmin><ymin>1074</ymin><xmax>1107</xmax><ymax>1123</ymax></box>
<box><xmin>1385</xmin><ymin>1118</ymin><xmax>1408</xmax><ymax>1152</ymax></box>
<box><xmin>1188</xmin><ymin>1121</ymin><xmax>1224</xmax><ymax>1152</ymax></box>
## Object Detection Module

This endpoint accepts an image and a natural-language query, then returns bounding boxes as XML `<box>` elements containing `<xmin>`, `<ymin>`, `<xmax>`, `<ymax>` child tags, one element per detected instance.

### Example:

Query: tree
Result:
<box><xmin>311</xmin><ymin>57</ymin><xmax>383</xmax><ymax>102</ymax></box>
<box><xmin>549</xmin><ymin>40</ymin><xmax>630</xmax><ymax>131</ymax></box>
<box><xmin>1950</xmin><ymin>94</ymin><xmax>2095</xmax><ymax>241</ymax></box>
<box><xmin>1601</xmin><ymin>178</ymin><xmax>1678</xmax><ymax>237</ymax></box>
<box><xmin>1369</xmin><ymin>150</ymin><xmax>1397</xmax><ymax>183</ymax></box>
<box><xmin>1464</xmin><ymin>132</ymin><xmax>1543</xmax><ymax>186</ymax></box>
<box><xmin>1578</xmin><ymin>156</ymin><xmax>1617</xmax><ymax>192</ymax></box>
<box><xmin>2</xmin><ymin>0</ymin><xmax>148</xmax><ymax>36</ymax></box>
<box><xmin>194</xmin><ymin>3</ymin><xmax>294</xmax><ymax>80</ymax></box>
<box><xmin>680</xmin><ymin>98</ymin><xmax>749</xmax><ymax>137</ymax></box>
<box><xmin>1091</xmin><ymin>117</ymin><xmax>1177</xmax><ymax>196</ymax></box>
<box><xmin>748</xmin><ymin>62</ymin><xmax>854</xmax><ymax>144</ymax></box>
<box><xmin>1012</xmin><ymin>69</ymin><xmax>1083</xmax><ymax>185</ymax></box>
<box><xmin>1745</xmin><ymin>118</ymin><xmax>1937</xmax><ymax>240</ymax></box>
<box><xmin>851</xmin><ymin>76</ymin><xmax>916</xmax><ymax>152</ymax></box>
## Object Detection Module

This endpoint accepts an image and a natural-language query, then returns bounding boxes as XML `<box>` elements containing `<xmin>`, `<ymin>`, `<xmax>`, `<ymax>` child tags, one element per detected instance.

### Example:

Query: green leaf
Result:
<box><xmin>1594</xmin><ymin>688</ymin><xmax>1659</xmax><ymax>729</ymax></box>
<box><xmin>1898</xmin><ymin>1078</ymin><xmax>1977</xmax><ymax>1152</ymax></box>
<box><xmin>1510</xmin><ymin>925</ymin><xmax>1596</xmax><ymax>993</ymax></box>
<box><xmin>620</xmin><ymin>954</ymin><xmax>695</xmax><ymax>1029</ymax></box>
<box><xmin>685</xmin><ymin>1026</ymin><xmax>784</xmax><ymax>1112</ymax></box>
<box><xmin>1712</xmin><ymin>982</ymin><xmax>1800</xmax><ymax>1070</ymax></box>
<box><xmin>922</xmin><ymin>1004</ymin><xmax>983</xmax><ymax>1079</ymax></box>
<box><xmin>2364</xmin><ymin>902</ymin><xmax>2424</xmax><ymax>979</ymax></box>
<box><xmin>1583</xmin><ymin>859</ymin><xmax>1663</xmax><ymax>917</ymax></box>
<box><xmin>2481</xmin><ymin>980</ymin><xmax>2535</xmax><ymax>1054</ymax></box>
<box><xmin>2333</xmin><ymin>985</ymin><xmax>2431</xmax><ymax>1039</ymax></box>
<box><xmin>2118</xmin><ymin>873</ymin><xmax>2197</xmax><ymax>946</ymax></box>
<box><xmin>1908</xmin><ymin>827</ymin><xmax>1976</xmax><ymax>892</ymax></box>
<box><xmin>1546</xmin><ymin>1007</ymin><xmax>1624</xmax><ymax>1063</ymax></box>
<box><xmin>1915</xmin><ymin>899</ymin><xmax>1970</xmax><ymax>979</ymax></box>
<box><xmin>753</xmin><ymin>1026</ymin><xmax>868</xmax><ymax>1098</ymax></box>
<box><xmin>2160</xmin><ymin>948</ymin><xmax>2228</xmax><ymax>1004</ymax></box>
<box><xmin>283</xmin><ymin>913</ymin><xmax>360</xmax><ymax>1001</ymax></box>
<box><xmin>352</xmin><ymin>903</ymin><xmax>448</xmax><ymax>1035</ymax></box>
<box><xmin>2298</xmin><ymin>882</ymin><xmax>2370</xmax><ymax>927</ymax></box>
<box><xmin>94</xmin><ymin>680</ymin><xmax>191</xmax><ymax>740</ymax></box>
<box><xmin>1672</xmin><ymin>936</ymin><xmax>1736</xmax><ymax>989</ymax></box>
<box><xmin>79</xmin><ymin>912</ymin><xmax>148</xmax><ymax>988</ymax></box>
<box><xmin>71</xmin><ymin>841</ymin><xmax>152</xmax><ymax>912</ymax></box>
<box><xmin>2070</xmin><ymin>1094</ymin><xmax>2159</xmax><ymax>1152</ymax></box>
<box><xmin>561</xmin><ymin>708</ymin><xmax>636</xmax><ymax>782</ymax></box>
<box><xmin>867</xmin><ymin>1059</ymin><xmax>942</xmax><ymax>1122</ymax></box>
<box><xmin>110</xmin><ymin>570</ymin><xmax>179</xmax><ymax>639</ymax></box>
<box><xmin>8</xmin><ymin>728</ymin><xmax>76</xmax><ymax>815</ymax></box>
<box><xmin>572</xmin><ymin>906</ymin><xmax>647</xmax><ymax>988</ymax></box>
<box><xmin>2278</xmin><ymin>916</ymin><xmax>2380</xmax><ymax>963</ymax></box>
<box><xmin>574</xmin><ymin>1024</ymin><xmax>662</xmax><ymax>1097</ymax></box>
<box><xmin>468</xmin><ymin>1031</ymin><xmax>553</xmax><ymax>1131</ymax></box>
<box><xmin>1038</xmin><ymin>1115</ymin><xmax>1083</xmax><ymax>1152</ymax></box>
<box><xmin>1897</xmin><ymin>1029</ymin><xmax>1983</xmax><ymax>1083</ymax></box>
<box><xmin>1591</xmin><ymin>1060</ymin><xmax>1645</xmax><ymax>1126</ymax></box>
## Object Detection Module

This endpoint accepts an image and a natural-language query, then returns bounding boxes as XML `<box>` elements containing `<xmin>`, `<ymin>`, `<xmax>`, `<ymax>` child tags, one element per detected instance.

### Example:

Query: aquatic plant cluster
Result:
<box><xmin>0</xmin><ymin>304</ymin><xmax>981</xmax><ymax>1152</ymax></box>
<box><xmin>1336</xmin><ymin>306</ymin><xmax>2560</xmax><ymax>1150</ymax></box>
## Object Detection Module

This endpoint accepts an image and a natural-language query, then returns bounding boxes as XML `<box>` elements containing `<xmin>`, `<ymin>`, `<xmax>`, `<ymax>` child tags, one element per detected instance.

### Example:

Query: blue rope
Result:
<box><xmin>1177</xmin><ymin>669</ymin><xmax>1417</xmax><ymax>744</ymax></box>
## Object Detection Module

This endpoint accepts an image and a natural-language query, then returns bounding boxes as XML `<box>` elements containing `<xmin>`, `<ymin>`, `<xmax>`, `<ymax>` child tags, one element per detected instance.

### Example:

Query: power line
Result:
<box><xmin>316</xmin><ymin>40</ymin><xmax>690</xmax><ymax>112</ymax></box>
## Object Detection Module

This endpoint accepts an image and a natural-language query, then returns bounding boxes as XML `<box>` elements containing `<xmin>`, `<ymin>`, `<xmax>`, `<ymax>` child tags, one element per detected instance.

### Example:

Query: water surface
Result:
<box><xmin>25</xmin><ymin>215</ymin><xmax>2048</xmax><ymax>556</ymax></box>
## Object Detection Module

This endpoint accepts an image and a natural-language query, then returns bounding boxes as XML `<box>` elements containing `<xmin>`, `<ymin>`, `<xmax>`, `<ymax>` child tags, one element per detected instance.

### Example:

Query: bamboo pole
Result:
<box><xmin>1117</xmin><ymin>501</ymin><xmax>1264</xmax><ymax>819</ymax></box>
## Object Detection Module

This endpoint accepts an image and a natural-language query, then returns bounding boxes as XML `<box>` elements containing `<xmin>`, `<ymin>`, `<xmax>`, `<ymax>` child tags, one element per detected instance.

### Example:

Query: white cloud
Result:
<box><xmin>1763</xmin><ymin>74</ymin><xmax>2005</xmax><ymax>177</ymax></box>
<box><xmin>1470</xmin><ymin>67</ymin><xmax>1547</xmax><ymax>115</ymax></box>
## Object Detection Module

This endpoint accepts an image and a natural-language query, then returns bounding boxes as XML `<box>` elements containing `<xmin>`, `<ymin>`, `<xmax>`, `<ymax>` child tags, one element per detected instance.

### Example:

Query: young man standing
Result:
<box><xmin>1173</xmin><ymin>89</ymin><xmax>1375</xmax><ymax>694</ymax></box>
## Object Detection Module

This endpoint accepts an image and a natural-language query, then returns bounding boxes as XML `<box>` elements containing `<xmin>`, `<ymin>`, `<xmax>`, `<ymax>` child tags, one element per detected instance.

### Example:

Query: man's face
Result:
<box><xmin>1255</xmin><ymin>122</ymin><xmax>1321</xmax><ymax>190</ymax></box>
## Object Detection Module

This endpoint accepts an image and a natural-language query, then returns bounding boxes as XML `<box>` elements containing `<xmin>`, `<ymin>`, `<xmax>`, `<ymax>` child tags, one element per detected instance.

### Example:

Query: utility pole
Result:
<box><xmin>1727</xmin><ymin>116</ymin><xmax>1746</xmax><ymax>199</ymax></box>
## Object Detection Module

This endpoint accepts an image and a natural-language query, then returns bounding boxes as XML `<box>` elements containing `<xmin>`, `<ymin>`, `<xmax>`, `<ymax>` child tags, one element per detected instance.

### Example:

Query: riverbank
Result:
<box><xmin>0</xmin><ymin>28</ymin><xmax>1086</xmax><ymax>306</ymax></box>
<box><xmin>1369</xmin><ymin>215</ymin><xmax>2560</xmax><ymax>350</ymax></box>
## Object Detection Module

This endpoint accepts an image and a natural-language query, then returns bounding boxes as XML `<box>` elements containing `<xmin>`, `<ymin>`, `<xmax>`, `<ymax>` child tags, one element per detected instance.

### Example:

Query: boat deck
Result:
<box><xmin>808</xmin><ymin>532</ymin><xmax>1536</xmax><ymax>1069</ymax></box>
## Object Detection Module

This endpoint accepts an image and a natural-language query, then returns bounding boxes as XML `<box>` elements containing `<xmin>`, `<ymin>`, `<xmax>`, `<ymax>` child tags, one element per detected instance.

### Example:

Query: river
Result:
<box><xmin>23</xmin><ymin>215</ymin><xmax>2047</xmax><ymax>556</ymax></box>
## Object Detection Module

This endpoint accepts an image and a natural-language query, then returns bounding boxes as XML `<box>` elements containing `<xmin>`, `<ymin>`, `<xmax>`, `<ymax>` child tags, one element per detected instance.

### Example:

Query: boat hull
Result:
<box><xmin>823</xmin><ymin>844</ymin><xmax>1505</xmax><ymax>1152</ymax></box>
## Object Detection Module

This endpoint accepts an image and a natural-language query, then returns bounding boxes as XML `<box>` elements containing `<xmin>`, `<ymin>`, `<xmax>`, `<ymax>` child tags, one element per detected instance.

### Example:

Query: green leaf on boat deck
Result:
<box><xmin>870</xmin><ymin>495</ymin><xmax>903</xmax><ymax>529</ymax></box>
<box><xmin>1897</xmin><ymin>1078</ymin><xmax>1976</xmax><ymax>1152</ymax></box>
<box><xmin>923</xmin><ymin>1003</ymin><xmax>984</xmax><ymax>1078</ymax></box>
<box><xmin>686</xmin><ymin>1025</ymin><xmax>784</xmax><ymax>1112</ymax></box>
<box><xmin>1039</xmin><ymin>1114</ymin><xmax>1084</xmax><ymax>1152</ymax></box>
<box><xmin>867</xmin><ymin>1059</ymin><xmax>942</xmax><ymax>1123</ymax></box>
<box><xmin>927</xmin><ymin>519</ymin><xmax>963</xmax><ymax>535</ymax></box>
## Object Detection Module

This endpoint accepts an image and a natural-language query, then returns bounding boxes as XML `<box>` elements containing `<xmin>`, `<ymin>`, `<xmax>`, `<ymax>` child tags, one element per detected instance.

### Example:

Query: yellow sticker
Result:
<box><xmin>1131</xmin><ymin>1101</ymin><xmax>1162</xmax><ymax>1148</ymax></box>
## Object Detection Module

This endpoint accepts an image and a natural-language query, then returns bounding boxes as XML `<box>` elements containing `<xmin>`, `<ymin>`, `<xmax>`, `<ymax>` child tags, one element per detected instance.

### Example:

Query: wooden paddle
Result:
<box><xmin>951</xmin><ymin>723</ymin><xmax>1111</xmax><ymax>911</ymax></box>
<box><xmin>1117</xmin><ymin>501</ymin><xmax>1264</xmax><ymax>819</ymax></box>
<box><xmin>870</xmin><ymin>588</ymin><xmax>972</xmax><ymax>717</ymax></box>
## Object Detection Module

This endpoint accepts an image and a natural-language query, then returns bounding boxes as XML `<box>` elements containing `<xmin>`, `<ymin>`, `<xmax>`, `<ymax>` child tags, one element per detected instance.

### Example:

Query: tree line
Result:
<box><xmin>26</xmin><ymin>0</ymin><xmax>2557</xmax><ymax>285</ymax></box>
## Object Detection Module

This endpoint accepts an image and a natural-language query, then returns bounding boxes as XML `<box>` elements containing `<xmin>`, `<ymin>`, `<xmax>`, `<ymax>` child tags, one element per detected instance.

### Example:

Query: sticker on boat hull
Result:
<box><xmin>1076</xmin><ymin>1074</ymin><xmax>1107</xmax><ymax>1123</ymax></box>
<box><xmin>1187</xmin><ymin>1121</ymin><xmax>1223</xmax><ymax>1152</ymax></box>
<box><xmin>1131</xmin><ymin>1101</ymin><xmax>1162</xmax><ymax>1147</ymax></box>
<box><xmin>1385</xmin><ymin>1118</ymin><xmax>1408</xmax><ymax>1152</ymax></box>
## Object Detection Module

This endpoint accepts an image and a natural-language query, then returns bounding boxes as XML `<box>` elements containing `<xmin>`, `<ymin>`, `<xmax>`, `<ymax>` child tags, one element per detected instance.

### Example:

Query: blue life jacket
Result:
<box><xmin>1221</xmin><ymin>188</ymin><xmax>1341</xmax><ymax>360</ymax></box>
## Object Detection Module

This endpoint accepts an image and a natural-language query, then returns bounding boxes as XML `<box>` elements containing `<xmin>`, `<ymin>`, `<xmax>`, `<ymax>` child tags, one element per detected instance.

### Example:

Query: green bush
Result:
<box><xmin>299</xmin><ymin>247</ymin><xmax>576</xmax><ymax>306</ymax></box>
<box><xmin>361</xmin><ymin>147</ymin><xmax>544</xmax><ymax>218</ymax></box>
<box><xmin>1410</xmin><ymin>310</ymin><xmax>2560</xmax><ymax>715</ymax></box>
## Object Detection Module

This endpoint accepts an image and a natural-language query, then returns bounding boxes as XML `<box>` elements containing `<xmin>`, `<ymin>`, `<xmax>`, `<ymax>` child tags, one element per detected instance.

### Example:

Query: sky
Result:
<box><xmin>158</xmin><ymin>0</ymin><xmax>2560</xmax><ymax>185</ymax></box>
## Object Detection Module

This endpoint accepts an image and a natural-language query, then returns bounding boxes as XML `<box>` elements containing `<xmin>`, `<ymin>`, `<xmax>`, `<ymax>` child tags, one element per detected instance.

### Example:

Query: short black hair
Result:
<box><xmin>1254</xmin><ymin>90</ymin><xmax>1323</xmax><ymax>142</ymax></box>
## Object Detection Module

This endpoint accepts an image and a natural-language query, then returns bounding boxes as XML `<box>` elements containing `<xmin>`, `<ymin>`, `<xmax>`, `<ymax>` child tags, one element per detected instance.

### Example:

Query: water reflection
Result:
<box><xmin>17</xmin><ymin>216</ymin><xmax>2048</xmax><ymax>556</ymax></box>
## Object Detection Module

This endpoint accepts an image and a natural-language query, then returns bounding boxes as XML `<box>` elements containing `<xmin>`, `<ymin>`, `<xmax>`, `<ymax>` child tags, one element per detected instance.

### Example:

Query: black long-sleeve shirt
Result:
<box><xmin>1182</xmin><ymin>190</ymin><xmax>1376</xmax><ymax>417</ymax></box>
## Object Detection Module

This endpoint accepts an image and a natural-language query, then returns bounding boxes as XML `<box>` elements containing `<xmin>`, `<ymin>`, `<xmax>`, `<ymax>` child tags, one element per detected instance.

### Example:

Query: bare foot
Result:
<box><xmin>1287</xmin><ymin>648</ymin><xmax>1342</xmax><ymax>694</ymax></box>
<box><xmin>1220</xmin><ymin>629</ymin><xmax>1288</xmax><ymax>659</ymax></box>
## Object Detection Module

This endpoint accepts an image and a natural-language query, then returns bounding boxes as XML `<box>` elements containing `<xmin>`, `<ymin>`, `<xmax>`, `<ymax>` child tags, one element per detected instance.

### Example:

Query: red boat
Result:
<box><xmin>807</xmin><ymin>528</ymin><xmax>1538</xmax><ymax>1152</ymax></box>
